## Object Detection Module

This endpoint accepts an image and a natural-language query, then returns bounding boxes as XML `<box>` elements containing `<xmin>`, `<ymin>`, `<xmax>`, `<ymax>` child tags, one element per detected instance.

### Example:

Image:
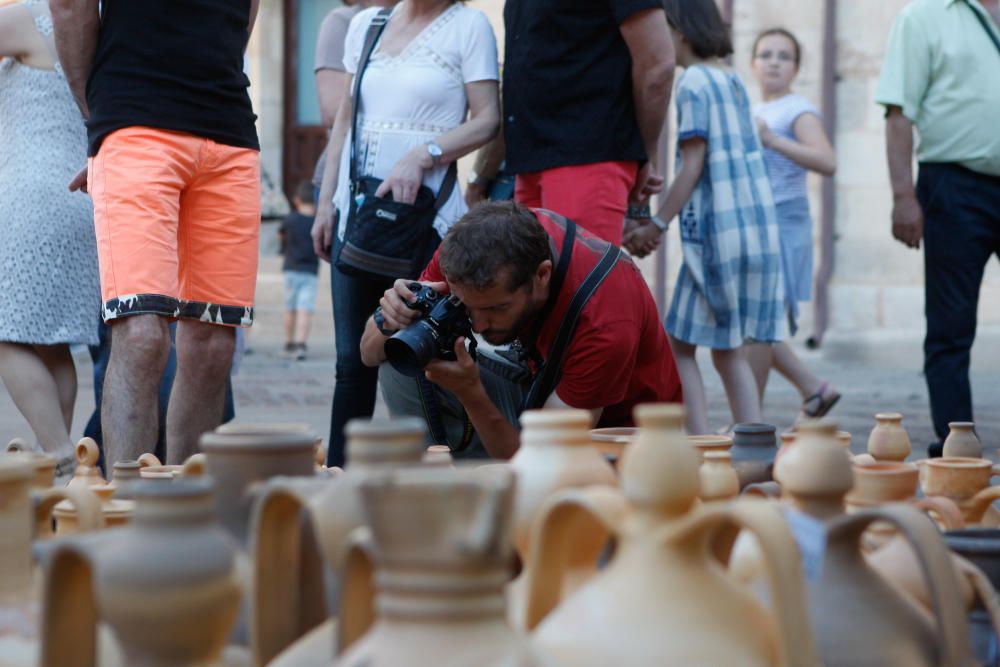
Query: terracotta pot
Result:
<box><xmin>731</xmin><ymin>422</ymin><xmax>777</xmax><ymax>488</ymax></box>
<box><xmin>137</xmin><ymin>452</ymin><xmax>206</xmax><ymax>482</ymax></box>
<box><xmin>40</xmin><ymin>479</ymin><xmax>244</xmax><ymax>667</ymax></box>
<box><xmin>847</xmin><ymin>461</ymin><xmax>919</xmax><ymax>506</ymax></box>
<box><xmin>66</xmin><ymin>438</ymin><xmax>105</xmax><ymax>489</ymax></box>
<box><xmin>249</xmin><ymin>417</ymin><xmax>426</xmax><ymax>666</ymax></box>
<box><xmin>944</xmin><ymin>422</ymin><xmax>982</xmax><ymax>459</ymax></box>
<box><xmin>0</xmin><ymin>457</ymin><xmax>104</xmax><ymax>665</ymax></box>
<box><xmin>775</xmin><ymin>427</ymin><xmax>970</xmax><ymax>666</ymax></box>
<box><xmin>53</xmin><ymin>484</ymin><xmax>134</xmax><ymax>535</ymax></box>
<box><xmin>699</xmin><ymin>451</ymin><xmax>740</xmax><ymax>502</ymax></box>
<box><xmin>334</xmin><ymin>466</ymin><xmax>548</xmax><ymax>666</ymax></box>
<box><xmin>867</xmin><ymin>412</ymin><xmax>912</xmax><ymax>462</ymax></box>
<box><xmin>422</xmin><ymin>444</ymin><xmax>453</xmax><ymax>466</ymax></box>
<box><xmin>836</xmin><ymin>431</ymin><xmax>852</xmax><ymax>449</ymax></box>
<box><xmin>588</xmin><ymin>426</ymin><xmax>636</xmax><ymax>463</ymax></box>
<box><xmin>111</xmin><ymin>460</ymin><xmax>141</xmax><ymax>484</ymax></box>
<box><xmin>919</xmin><ymin>456</ymin><xmax>1000</xmax><ymax>506</ymax></box>
<box><xmin>687</xmin><ymin>434</ymin><xmax>733</xmax><ymax>461</ymax></box>
<box><xmin>527</xmin><ymin>404</ymin><xmax>820</xmax><ymax>667</ymax></box>
<box><xmin>508</xmin><ymin>410</ymin><xmax>616</xmax><ymax>628</ymax></box>
<box><xmin>2</xmin><ymin>445</ymin><xmax>56</xmax><ymax>489</ymax></box>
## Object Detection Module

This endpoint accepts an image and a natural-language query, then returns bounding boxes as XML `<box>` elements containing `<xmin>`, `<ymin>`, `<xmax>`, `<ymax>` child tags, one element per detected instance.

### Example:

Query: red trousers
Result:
<box><xmin>515</xmin><ymin>160</ymin><xmax>637</xmax><ymax>244</ymax></box>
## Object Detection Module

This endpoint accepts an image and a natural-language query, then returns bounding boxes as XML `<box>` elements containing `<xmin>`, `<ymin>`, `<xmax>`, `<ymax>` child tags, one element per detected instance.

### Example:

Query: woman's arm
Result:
<box><xmin>311</xmin><ymin>74</ymin><xmax>353</xmax><ymax>260</ymax></box>
<box><xmin>0</xmin><ymin>4</ymin><xmax>53</xmax><ymax>70</ymax></box>
<box><xmin>757</xmin><ymin>112</ymin><xmax>837</xmax><ymax>177</ymax></box>
<box><xmin>375</xmin><ymin>79</ymin><xmax>500</xmax><ymax>204</ymax></box>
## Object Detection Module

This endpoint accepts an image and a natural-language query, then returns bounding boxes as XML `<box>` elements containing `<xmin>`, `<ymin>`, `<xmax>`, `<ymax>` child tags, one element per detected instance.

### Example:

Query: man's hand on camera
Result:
<box><xmin>379</xmin><ymin>279</ymin><xmax>448</xmax><ymax>331</ymax></box>
<box><xmin>424</xmin><ymin>337</ymin><xmax>481</xmax><ymax>398</ymax></box>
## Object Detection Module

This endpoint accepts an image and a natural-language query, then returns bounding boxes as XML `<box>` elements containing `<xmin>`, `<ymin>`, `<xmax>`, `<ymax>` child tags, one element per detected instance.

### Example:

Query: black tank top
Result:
<box><xmin>85</xmin><ymin>0</ymin><xmax>259</xmax><ymax>156</ymax></box>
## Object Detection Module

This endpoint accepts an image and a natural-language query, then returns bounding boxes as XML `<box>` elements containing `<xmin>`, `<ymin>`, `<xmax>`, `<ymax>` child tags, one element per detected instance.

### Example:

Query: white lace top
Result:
<box><xmin>331</xmin><ymin>3</ymin><xmax>499</xmax><ymax>241</ymax></box>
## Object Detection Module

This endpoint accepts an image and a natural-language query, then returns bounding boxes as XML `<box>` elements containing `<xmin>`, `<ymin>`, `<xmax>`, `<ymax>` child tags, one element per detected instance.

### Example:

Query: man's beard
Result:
<box><xmin>481</xmin><ymin>305</ymin><xmax>538</xmax><ymax>345</ymax></box>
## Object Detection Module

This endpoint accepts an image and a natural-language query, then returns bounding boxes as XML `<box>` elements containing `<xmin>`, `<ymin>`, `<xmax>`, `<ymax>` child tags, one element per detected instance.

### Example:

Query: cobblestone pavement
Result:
<box><xmin>2</xmin><ymin>335</ymin><xmax>998</xmax><ymax>463</ymax></box>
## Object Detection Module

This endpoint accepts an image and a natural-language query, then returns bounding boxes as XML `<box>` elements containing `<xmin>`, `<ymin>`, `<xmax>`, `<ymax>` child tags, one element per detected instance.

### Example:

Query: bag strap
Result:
<box><xmin>964</xmin><ymin>0</ymin><xmax>1000</xmax><ymax>57</ymax></box>
<box><xmin>524</xmin><ymin>210</ymin><xmax>577</xmax><ymax>349</ymax></box>
<box><xmin>522</xmin><ymin>243</ymin><xmax>623</xmax><ymax>411</ymax></box>
<box><xmin>349</xmin><ymin>9</ymin><xmax>392</xmax><ymax>191</ymax></box>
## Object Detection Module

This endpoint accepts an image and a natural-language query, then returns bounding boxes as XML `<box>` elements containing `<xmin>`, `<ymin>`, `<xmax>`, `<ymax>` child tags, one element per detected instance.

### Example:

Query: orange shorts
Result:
<box><xmin>89</xmin><ymin>127</ymin><xmax>260</xmax><ymax>327</ymax></box>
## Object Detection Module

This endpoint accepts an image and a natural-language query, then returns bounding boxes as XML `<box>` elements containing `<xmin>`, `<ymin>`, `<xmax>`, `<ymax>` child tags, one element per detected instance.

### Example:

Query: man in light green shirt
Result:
<box><xmin>876</xmin><ymin>0</ymin><xmax>1000</xmax><ymax>455</ymax></box>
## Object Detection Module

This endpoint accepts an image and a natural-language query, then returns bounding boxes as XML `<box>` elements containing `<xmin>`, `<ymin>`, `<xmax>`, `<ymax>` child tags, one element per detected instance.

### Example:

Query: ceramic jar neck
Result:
<box><xmin>375</xmin><ymin>562</ymin><xmax>509</xmax><ymax>621</ymax></box>
<box><xmin>132</xmin><ymin>492</ymin><xmax>215</xmax><ymax>528</ymax></box>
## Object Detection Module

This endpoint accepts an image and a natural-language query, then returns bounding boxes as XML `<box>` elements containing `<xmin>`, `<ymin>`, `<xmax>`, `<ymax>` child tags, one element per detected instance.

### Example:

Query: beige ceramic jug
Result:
<box><xmin>0</xmin><ymin>456</ymin><xmax>104</xmax><ymax>666</ymax></box>
<box><xmin>250</xmin><ymin>418</ymin><xmax>426</xmax><ymax>667</ymax></box>
<box><xmin>778</xmin><ymin>426</ymin><xmax>970</xmax><ymax>667</ymax></box>
<box><xmin>333</xmin><ymin>465</ymin><xmax>550</xmax><ymax>667</ymax></box>
<box><xmin>867</xmin><ymin>412</ymin><xmax>912</xmax><ymax>462</ymax></box>
<box><xmin>525</xmin><ymin>403</ymin><xmax>820</xmax><ymax>667</ymax></box>
<box><xmin>507</xmin><ymin>409</ymin><xmax>616</xmax><ymax>628</ymax></box>
<box><xmin>39</xmin><ymin>479</ymin><xmax>246</xmax><ymax>667</ymax></box>
<box><xmin>942</xmin><ymin>422</ymin><xmax>982</xmax><ymax>459</ymax></box>
<box><xmin>52</xmin><ymin>484</ymin><xmax>134</xmax><ymax>535</ymax></box>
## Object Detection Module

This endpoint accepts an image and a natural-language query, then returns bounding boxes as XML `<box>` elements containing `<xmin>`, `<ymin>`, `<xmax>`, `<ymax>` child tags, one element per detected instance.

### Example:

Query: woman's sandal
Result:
<box><xmin>53</xmin><ymin>454</ymin><xmax>76</xmax><ymax>481</ymax></box>
<box><xmin>801</xmin><ymin>381</ymin><xmax>841</xmax><ymax>418</ymax></box>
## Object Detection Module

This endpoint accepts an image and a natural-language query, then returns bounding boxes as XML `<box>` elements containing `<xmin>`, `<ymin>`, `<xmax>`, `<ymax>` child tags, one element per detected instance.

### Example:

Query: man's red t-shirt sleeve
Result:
<box><xmin>554</xmin><ymin>319</ymin><xmax>636</xmax><ymax>409</ymax></box>
<box><xmin>418</xmin><ymin>251</ymin><xmax>445</xmax><ymax>283</ymax></box>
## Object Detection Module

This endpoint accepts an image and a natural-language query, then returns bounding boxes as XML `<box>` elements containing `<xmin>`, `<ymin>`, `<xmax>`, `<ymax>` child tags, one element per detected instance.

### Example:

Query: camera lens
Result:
<box><xmin>384</xmin><ymin>322</ymin><xmax>439</xmax><ymax>377</ymax></box>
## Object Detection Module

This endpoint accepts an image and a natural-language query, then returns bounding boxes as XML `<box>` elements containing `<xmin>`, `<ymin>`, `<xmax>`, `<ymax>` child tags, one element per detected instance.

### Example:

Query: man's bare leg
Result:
<box><xmin>103</xmin><ymin>315</ymin><xmax>171</xmax><ymax>465</ymax></box>
<box><xmin>165</xmin><ymin>320</ymin><xmax>235</xmax><ymax>464</ymax></box>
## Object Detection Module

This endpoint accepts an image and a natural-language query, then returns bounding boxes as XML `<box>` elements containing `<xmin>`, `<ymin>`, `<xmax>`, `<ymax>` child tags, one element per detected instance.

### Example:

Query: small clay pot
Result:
<box><xmin>943</xmin><ymin>422</ymin><xmax>982</xmax><ymax>459</ymax></box>
<box><xmin>53</xmin><ymin>483</ymin><xmax>134</xmax><ymax>534</ymax></box>
<box><xmin>848</xmin><ymin>462</ymin><xmax>919</xmax><ymax>505</ymax></box>
<box><xmin>920</xmin><ymin>457</ymin><xmax>999</xmax><ymax>503</ymax></box>
<box><xmin>698</xmin><ymin>451</ymin><xmax>739</xmax><ymax>502</ymax></box>
<box><xmin>687</xmin><ymin>435</ymin><xmax>733</xmax><ymax>462</ymax></box>
<box><xmin>867</xmin><ymin>413</ymin><xmax>912</xmax><ymax>462</ymax></box>
<box><xmin>422</xmin><ymin>445</ymin><xmax>453</xmax><ymax>467</ymax></box>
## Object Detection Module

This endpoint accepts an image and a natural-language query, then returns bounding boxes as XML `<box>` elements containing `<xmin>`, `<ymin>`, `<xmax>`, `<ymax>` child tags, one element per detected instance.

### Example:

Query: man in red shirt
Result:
<box><xmin>360</xmin><ymin>201</ymin><xmax>682</xmax><ymax>459</ymax></box>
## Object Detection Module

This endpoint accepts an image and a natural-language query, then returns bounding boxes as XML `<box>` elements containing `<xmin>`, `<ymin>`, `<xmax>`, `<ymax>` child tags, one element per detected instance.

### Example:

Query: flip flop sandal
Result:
<box><xmin>53</xmin><ymin>455</ymin><xmax>76</xmax><ymax>479</ymax></box>
<box><xmin>802</xmin><ymin>381</ymin><xmax>841</xmax><ymax>418</ymax></box>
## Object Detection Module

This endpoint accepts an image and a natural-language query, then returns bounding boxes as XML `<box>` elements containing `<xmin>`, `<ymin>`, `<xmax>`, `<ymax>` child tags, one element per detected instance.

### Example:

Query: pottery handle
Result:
<box><xmin>955</xmin><ymin>555</ymin><xmax>1000</xmax><ymax>645</ymax></box>
<box><xmin>692</xmin><ymin>501</ymin><xmax>822</xmax><ymax>667</ymax></box>
<box><xmin>249</xmin><ymin>481</ymin><xmax>327</xmax><ymax>667</ymax></box>
<box><xmin>40</xmin><ymin>541</ymin><xmax>98</xmax><ymax>667</ymax></box>
<box><xmin>911</xmin><ymin>496</ymin><xmax>964</xmax><ymax>531</ymax></box>
<box><xmin>33</xmin><ymin>487</ymin><xmax>106</xmax><ymax>538</ymax></box>
<box><xmin>835</xmin><ymin>505</ymin><xmax>970</xmax><ymax>667</ymax></box>
<box><xmin>337</xmin><ymin>526</ymin><xmax>376</xmax><ymax>656</ymax></box>
<box><xmin>75</xmin><ymin>437</ymin><xmax>100</xmax><ymax>467</ymax></box>
<box><xmin>522</xmin><ymin>486</ymin><xmax>628</xmax><ymax>631</ymax></box>
<box><xmin>963</xmin><ymin>485</ymin><xmax>1000</xmax><ymax>526</ymax></box>
<box><xmin>137</xmin><ymin>452</ymin><xmax>162</xmax><ymax>468</ymax></box>
<box><xmin>179</xmin><ymin>453</ymin><xmax>206</xmax><ymax>478</ymax></box>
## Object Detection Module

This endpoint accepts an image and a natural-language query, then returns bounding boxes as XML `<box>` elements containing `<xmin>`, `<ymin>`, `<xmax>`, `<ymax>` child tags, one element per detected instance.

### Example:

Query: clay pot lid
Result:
<box><xmin>590</xmin><ymin>427</ymin><xmax>638</xmax><ymax>444</ymax></box>
<box><xmin>200</xmin><ymin>429</ymin><xmax>318</xmax><ymax>451</ymax></box>
<box><xmin>0</xmin><ymin>456</ymin><xmax>35</xmax><ymax>482</ymax></box>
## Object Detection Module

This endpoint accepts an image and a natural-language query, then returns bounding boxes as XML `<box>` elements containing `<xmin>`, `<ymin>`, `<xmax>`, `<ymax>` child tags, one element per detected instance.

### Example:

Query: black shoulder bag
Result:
<box><xmin>335</xmin><ymin>8</ymin><xmax>458</xmax><ymax>280</ymax></box>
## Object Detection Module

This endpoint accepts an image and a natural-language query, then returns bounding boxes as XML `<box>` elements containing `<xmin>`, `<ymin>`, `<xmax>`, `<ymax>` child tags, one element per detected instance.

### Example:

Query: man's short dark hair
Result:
<box><xmin>294</xmin><ymin>180</ymin><xmax>313</xmax><ymax>203</ymax></box>
<box><xmin>663</xmin><ymin>0</ymin><xmax>734</xmax><ymax>60</ymax></box>
<box><xmin>438</xmin><ymin>201</ymin><xmax>551</xmax><ymax>292</ymax></box>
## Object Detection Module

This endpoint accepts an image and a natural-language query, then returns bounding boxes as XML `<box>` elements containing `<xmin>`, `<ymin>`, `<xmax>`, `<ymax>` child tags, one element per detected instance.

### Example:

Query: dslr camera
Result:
<box><xmin>384</xmin><ymin>282</ymin><xmax>476</xmax><ymax>377</ymax></box>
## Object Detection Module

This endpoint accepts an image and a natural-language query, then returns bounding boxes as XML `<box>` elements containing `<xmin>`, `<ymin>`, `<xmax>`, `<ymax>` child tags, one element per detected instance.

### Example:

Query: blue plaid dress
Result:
<box><xmin>664</xmin><ymin>65</ymin><xmax>785</xmax><ymax>350</ymax></box>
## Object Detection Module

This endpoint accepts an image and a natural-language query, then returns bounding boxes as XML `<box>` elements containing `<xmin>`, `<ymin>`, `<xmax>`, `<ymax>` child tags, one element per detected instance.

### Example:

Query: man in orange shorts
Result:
<box><xmin>52</xmin><ymin>0</ymin><xmax>261</xmax><ymax>465</ymax></box>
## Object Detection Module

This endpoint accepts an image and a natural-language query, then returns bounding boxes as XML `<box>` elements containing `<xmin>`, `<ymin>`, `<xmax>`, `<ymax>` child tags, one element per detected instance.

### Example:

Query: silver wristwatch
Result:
<box><xmin>426</xmin><ymin>142</ymin><xmax>444</xmax><ymax>167</ymax></box>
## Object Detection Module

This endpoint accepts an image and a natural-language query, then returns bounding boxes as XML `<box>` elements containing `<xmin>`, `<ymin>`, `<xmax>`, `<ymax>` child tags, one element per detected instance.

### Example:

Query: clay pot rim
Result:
<box><xmin>0</xmin><ymin>455</ymin><xmax>36</xmax><ymax>481</ymax></box>
<box><xmin>947</xmin><ymin>421</ymin><xmax>975</xmax><ymax>429</ymax></box>
<box><xmin>703</xmin><ymin>451</ymin><xmax>732</xmax><ymax>461</ymax></box>
<box><xmin>687</xmin><ymin>434</ymin><xmax>733</xmax><ymax>445</ymax></box>
<box><xmin>732</xmin><ymin>422</ymin><xmax>777</xmax><ymax>434</ymax></box>
<box><xmin>521</xmin><ymin>408</ymin><xmax>592</xmax><ymax>430</ymax></box>
<box><xmin>590</xmin><ymin>427</ymin><xmax>637</xmax><ymax>444</ymax></box>
<box><xmin>129</xmin><ymin>478</ymin><xmax>213</xmax><ymax>498</ymax></box>
<box><xmin>200</xmin><ymin>431</ymin><xmax>318</xmax><ymax>450</ymax></box>
<box><xmin>214</xmin><ymin>422</ymin><xmax>313</xmax><ymax>435</ymax></box>
<box><xmin>874</xmin><ymin>412</ymin><xmax>904</xmax><ymax>421</ymax></box>
<box><xmin>925</xmin><ymin>456</ymin><xmax>991</xmax><ymax>470</ymax></box>
<box><xmin>853</xmin><ymin>461</ymin><xmax>919</xmax><ymax>476</ymax></box>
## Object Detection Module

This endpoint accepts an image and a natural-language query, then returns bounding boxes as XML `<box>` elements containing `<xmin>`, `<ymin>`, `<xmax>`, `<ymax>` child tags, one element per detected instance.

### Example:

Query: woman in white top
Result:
<box><xmin>312</xmin><ymin>0</ymin><xmax>500</xmax><ymax>466</ymax></box>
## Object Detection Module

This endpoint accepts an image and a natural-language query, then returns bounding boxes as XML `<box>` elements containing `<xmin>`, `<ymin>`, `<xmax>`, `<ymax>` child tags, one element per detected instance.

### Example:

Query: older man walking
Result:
<box><xmin>877</xmin><ymin>0</ymin><xmax>1000</xmax><ymax>455</ymax></box>
<box><xmin>52</xmin><ymin>0</ymin><xmax>262</xmax><ymax>465</ymax></box>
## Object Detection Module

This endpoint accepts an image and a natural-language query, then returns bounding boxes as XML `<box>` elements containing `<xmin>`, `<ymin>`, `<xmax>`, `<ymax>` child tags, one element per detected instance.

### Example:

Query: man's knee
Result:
<box><xmin>177</xmin><ymin>322</ymin><xmax>235</xmax><ymax>374</ymax></box>
<box><xmin>110</xmin><ymin>315</ymin><xmax>171</xmax><ymax>369</ymax></box>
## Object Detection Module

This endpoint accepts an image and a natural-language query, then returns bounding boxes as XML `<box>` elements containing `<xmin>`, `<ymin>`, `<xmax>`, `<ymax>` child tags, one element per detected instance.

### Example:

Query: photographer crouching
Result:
<box><xmin>360</xmin><ymin>201</ymin><xmax>683</xmax><ymax>459</ymax></box>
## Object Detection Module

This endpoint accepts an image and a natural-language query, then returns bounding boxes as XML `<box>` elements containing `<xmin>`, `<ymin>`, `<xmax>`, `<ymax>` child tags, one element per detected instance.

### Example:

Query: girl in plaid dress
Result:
<box><xmin>626</xmin><ymin>0</ymin><xmax>784</xmax><ymax>434</ymax></box>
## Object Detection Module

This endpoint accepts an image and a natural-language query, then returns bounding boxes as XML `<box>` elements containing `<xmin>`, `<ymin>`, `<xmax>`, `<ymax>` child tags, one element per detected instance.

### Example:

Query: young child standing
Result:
<box><xmin>626</xmin><ymin>0</ymin><xmax>784</xmax><ymax>435</ymax></box>
<box><xmin>747</xmin><ymin>28</ymin><xmax>840</xmax><ymax>419</ymax></box>
<box><xmin>279</xmin><ymin>182</ymin><xmax>320</xmax><ymax>361</ymax></box>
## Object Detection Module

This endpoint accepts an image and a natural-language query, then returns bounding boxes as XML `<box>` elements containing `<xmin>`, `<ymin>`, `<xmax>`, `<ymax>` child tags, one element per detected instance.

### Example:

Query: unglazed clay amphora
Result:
<box><xmin>867</xmin><ymin>412</ymin><xmax>912</xmax><ymax>462</ymax></box>
<box><xmin>944</xmin><ymin>422</ymin><xmax>982</xmax><ymax>459</ymax></box>
<box><xmin>334</xmin><ymin>466</ymin><xmax>550</xmax><ymax>667</ymax></box>
<box><xmin>731</xmin><ymin>422</ymin><xmax>778</xmax><ymax>488</ymax></box>
<box><xmin>39</xmin><ymin>479</ymin><xmax>244</xmax><ymax>667</ymax></box>
<box><xmin>778</xmin><ymin>427</ymin><xmax>970</xmax><ymax>667</ymax></box>
<box><xmin>507</xmin><ymin>409</ymin><xmax>616</xmax><ymax>628</ymax></box>
<box><xmin>250</xmin><ymin>418</ymin><xmax>426</xmax><ymax>666</ymax></box>
<box><xmin>0</xmin><ymin>456</ymin><xmax>104</xmax><ymax>666</ymax></box>
<box><xmin>526</xmin><ymin>404</ymin><xmax>820</xmax><ymax>667</ymax></box>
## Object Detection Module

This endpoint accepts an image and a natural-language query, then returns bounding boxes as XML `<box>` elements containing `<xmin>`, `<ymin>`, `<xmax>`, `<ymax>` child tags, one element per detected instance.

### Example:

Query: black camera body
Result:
<box><xmin>384</xmin><ymin>282</ymin><xmax>476</xmax><ymax>377</ymax></box>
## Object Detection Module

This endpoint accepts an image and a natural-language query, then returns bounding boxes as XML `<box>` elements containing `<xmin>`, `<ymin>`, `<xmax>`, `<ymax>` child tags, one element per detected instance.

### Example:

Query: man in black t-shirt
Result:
<box><xmin>501</xmin><ymin>0</ymin><xmax>674</xmax><ymax>245</ymax></box>
<box><xmin>52</xmin><ymin>0</ymin><xmax>261</xmax><ymax>466</ymax></box>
